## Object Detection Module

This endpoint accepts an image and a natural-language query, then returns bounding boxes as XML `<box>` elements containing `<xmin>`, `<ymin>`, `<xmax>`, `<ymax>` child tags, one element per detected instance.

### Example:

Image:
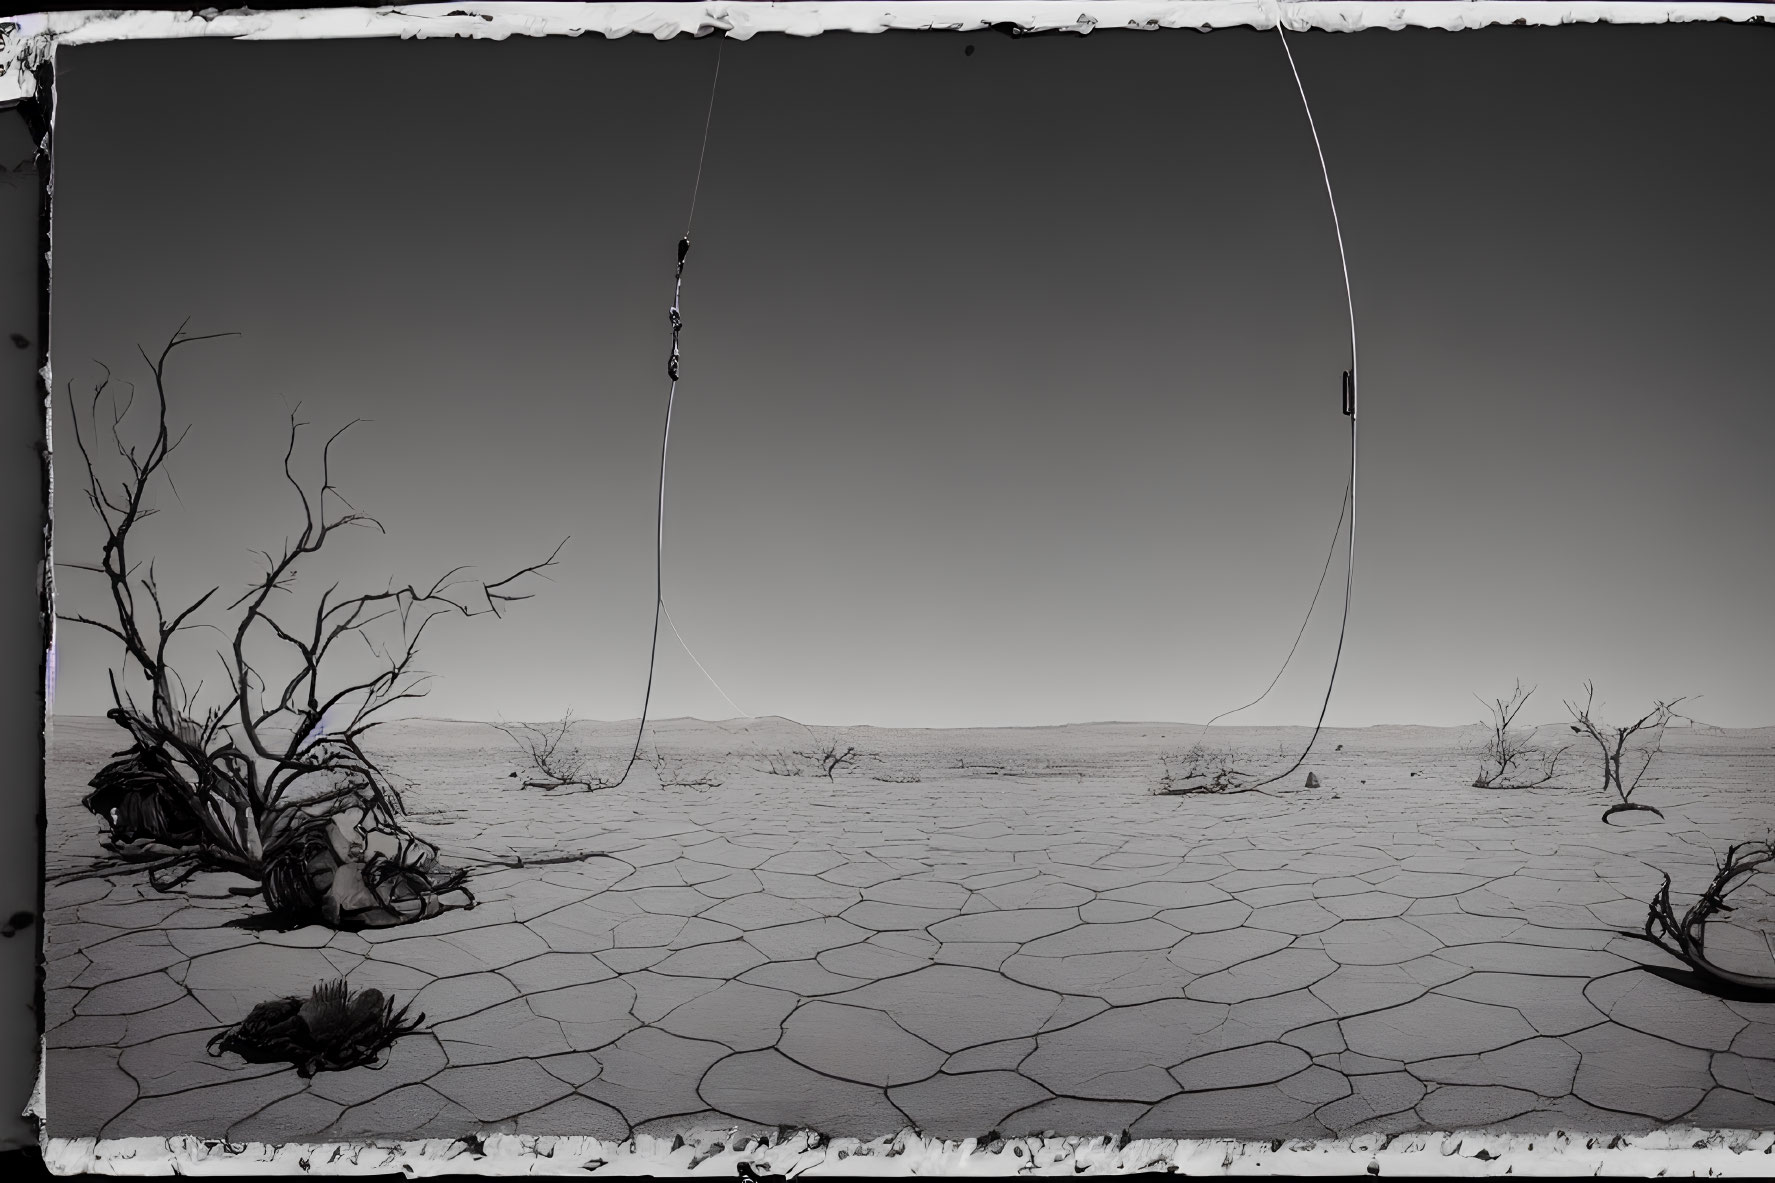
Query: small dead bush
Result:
<box><xmin>760</xmin><ymin>750</ymin><xmax>808</xmax><ymax>777</ymax></box>
<box><xmin>647</xmin><ymin>747</ymin><xmax>723</xmax><ymax>789</ymax></box>
<box><xmin>1156</xmin><ymin>743</ymin><xmax>1253</xmax><ymax>795</ymax></box>
<box><xmin>758</xmin><ymin>737</ymin><xmax>860</xmax><ymax>780</ymax></box>
<box><xmin>1472</xmin><ymin>681</ymin><xmax>1567</xmax><ymax>789</ymax></box>
<box><xmin>796</xmin><ymin>737</ymin><xmax>859</xmax><ymax>780</ymax></box>
<box><xmin>490</xmin><ymin>710</ymin><xmax>599</xmax><ymax>790</ymax></box>
<box><xmin>206</xmin><ymin>978</ymin><xmax>423</xmax><ymax>1076</ymax></box>
<box><xmin>1564</xmin><ymin>681</ymin><xmax>1687</xmax><ymax>823</ymax></box>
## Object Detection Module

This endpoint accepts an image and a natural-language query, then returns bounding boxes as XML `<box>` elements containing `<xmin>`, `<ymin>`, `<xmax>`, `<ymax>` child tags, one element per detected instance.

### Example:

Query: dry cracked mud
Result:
<box><xmin>42</xmin><ymin>716</ymin><xmax>1775</xmax><ymax>1143</ymax></box>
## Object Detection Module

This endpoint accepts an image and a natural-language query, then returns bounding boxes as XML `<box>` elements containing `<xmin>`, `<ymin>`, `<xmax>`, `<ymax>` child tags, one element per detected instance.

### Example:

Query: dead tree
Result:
<box><xmin>56</xmin><ymin>326</ymin><xmax>563</xmax><ymax>928</ymax></box>
<box><xmin>490</xmin><ymin>710</ymin><xmax>595</xmax><ymax>790</ymax></box>
<box><xmin>1630</xmin><ymin>840</ymin><xmax>1775</xmax><ymax>995</ymax></box>
<box><xmin>1472</xmin><ymin>681</ymin><xmax>1566</xmax><ymax>788</ymax></box>
<box><xmin>1563</xmin><ymin>681</ymin><xmax>1686</xmax><ymax>824</ymax></box>
<box><xmin>796</xmin><ymin>737</ymin><xmax>858</xmax><ymax>780</ymax></box>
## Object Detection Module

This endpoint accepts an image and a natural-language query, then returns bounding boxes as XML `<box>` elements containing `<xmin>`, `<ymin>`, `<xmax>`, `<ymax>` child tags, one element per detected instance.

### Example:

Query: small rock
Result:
<box><xmin>1305</xmin><ymin>772</ymin><xmax>1321</xmax><ymax>788</ymax></box>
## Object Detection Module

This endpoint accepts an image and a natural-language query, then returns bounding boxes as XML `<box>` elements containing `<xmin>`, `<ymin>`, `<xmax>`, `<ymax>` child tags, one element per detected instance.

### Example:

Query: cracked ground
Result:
<box><xmin>41</xmin><ymin>716</ymin><xmax>1775</xmax><ymax>1143</ymax></box>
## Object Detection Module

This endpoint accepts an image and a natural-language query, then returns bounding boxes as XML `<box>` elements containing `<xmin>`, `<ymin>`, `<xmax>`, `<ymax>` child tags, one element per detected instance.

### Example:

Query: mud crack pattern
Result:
<box><xmin>43</xmin><ymin>718</ymin><xmax>1775</xmax><ymax>1142</ymax></box>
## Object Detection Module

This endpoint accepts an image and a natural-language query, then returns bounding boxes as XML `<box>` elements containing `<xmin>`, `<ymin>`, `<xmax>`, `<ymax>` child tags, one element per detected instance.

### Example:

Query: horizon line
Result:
<box><xmin>46</xmin><ymin>711</ymin><xmax>1775</xmax><ymax>734</ymax></box>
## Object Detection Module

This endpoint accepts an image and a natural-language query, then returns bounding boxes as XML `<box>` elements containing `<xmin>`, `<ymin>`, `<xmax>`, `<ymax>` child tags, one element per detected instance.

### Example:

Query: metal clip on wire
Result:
<box><xmin>667</xmin><ymin>236</ymin><xmax>690</xmax><ymax>380</ymax></box>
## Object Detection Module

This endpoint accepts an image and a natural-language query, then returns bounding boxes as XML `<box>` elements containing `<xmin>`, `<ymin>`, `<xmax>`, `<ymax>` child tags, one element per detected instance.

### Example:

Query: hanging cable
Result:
<box><xmin>602</xmin><ymin>38</ymin><xmax>726</xmax><ymax>790</ymax></box>
<box><xmin>662</xmin><ymin>41</ymin><xmax>754</xmax><ymax>726</ymax></box>
<box><xmin>1223</xmin><ymin>20</ymin><xmax>1360</xmax><ymax>793</ymax></box>
<box><xmin>664</xmin><ymin>602</ymin><xmax>752</xmax><ymax>720</ymax></box>
<box><xmin>685</xmin><ymin>41</ymin><xmax>723</xmax><ymax>233</ymax></box>
<box><xmin>1197</xmin><ymin>479</ymin><xmax>1349</xmax><ymax>740</ymax></box>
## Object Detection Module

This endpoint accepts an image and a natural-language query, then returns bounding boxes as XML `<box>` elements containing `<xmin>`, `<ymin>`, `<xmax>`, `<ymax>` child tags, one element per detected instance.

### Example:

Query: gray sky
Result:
<box><xmin>47</xmin><ymin>25</ymin><xmax>1775</xmax><ymax>729</ymax></box>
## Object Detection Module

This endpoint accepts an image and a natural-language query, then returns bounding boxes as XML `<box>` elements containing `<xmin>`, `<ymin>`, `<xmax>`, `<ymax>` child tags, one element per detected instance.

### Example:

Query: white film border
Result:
<box><xmin>13</xmin><ymin>1</ymin><xmax>1775</xmax><ymax>1176</ymax></box>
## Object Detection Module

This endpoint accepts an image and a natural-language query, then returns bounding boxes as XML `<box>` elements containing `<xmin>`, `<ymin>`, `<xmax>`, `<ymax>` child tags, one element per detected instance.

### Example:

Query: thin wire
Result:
<box><xmin>685</xmin><ymin>38</ymin><xmax>725</xmax><ymax>235</ymax></box>
<box><xmin>1235</xmin><ymin>20</ymin><xmax>1360</xmax><ymax>793</ymax></box>
<box><xmin>1198</xmin><ymin>479</ymin><xmax>1350</xmax><ymax>738</ymax></box>
<box><xmin>664</xmin><ymin>602</ymin><xmax>753</xmax><ymax>719</ymax></box>
<box><xmin>662</xmin><ymin>39</ymin><xmax>753</xmax><ymax>730</ymax></box>
<box><xmin>603</xmin><ymin>42</ymin><xmax>725</xmax><ymax>791</ymax></box>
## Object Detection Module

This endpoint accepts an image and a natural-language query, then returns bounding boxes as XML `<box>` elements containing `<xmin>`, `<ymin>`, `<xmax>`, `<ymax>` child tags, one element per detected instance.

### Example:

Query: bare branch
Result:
<box><xmin>1566</xmin><ymin>682</ymin><xmax>1686</xmax><ymax>823</ymax></box>
<box><xmin>63</xmin><ymin>326</ymin><xmax>555</xmax><ymax>930</ymax></box>
<box><xmin>1156</xmin><ymin>742</ymin><xmax>1264</xmax><ymax>796</ymax></box>
<box><xmin>1472</xmin><ymin>681</ymin><xmax>1566</xmax><ymax>789</ymax></box>
<box><xmin>1631</xmin><ymin>840</ymin><xmax>1775</xmax><ymax>995</ymax></box>
<box><xmin>491</xmin><ymin>710</ymin><xmax>597</xmax><ymax>789</ymax></box>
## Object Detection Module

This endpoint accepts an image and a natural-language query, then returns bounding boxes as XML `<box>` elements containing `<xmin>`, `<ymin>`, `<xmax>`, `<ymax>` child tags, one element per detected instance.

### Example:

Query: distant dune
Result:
<box><xmin>48</xmin><ymin>712</ymin><xmax>1775</xmax><ymax>762</ymax></box>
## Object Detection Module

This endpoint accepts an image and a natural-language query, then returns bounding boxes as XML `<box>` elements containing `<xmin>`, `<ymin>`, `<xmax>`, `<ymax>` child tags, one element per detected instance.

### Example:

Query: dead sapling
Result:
<box><xmin>206</xmin><ymin>977</ymin><xmax>424</xmax><ymax>1076</ymax></box>
<box><xmin>1156</xmin><ymin>743</ymin><xmax>1256</xmax><ymax>795</ymax></box>
<box><xmin>1471</xmin><ymin>680</ymin><xmax>1567</xmax><ymax>789</ymax></box>
<box><xmin>1563</xmin><ymin>681</ymin><xmax>1687</xmax><ymax>824</ymax></box>
<box><xmin>54</xmin><ymin>325</ymin><xmax>563</xmax><ymax>929</ymax></box>
<box><xmin>490</xmin><ymin>709</ymin><xmax>597</xmax><ymax>790</ymax></box>
<box><xmin>1628</xmin><ymin>839</ymin><xmax>1775</xmax><ymax>996</ymax></box>
<box><xmin>796</xmin><ymin>737</ymin><xmax>859</xmax><ymax>780</ymax></box>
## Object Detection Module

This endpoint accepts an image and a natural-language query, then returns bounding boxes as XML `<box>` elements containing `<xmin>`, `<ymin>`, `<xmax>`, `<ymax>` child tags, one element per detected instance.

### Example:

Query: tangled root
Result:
<box><xmin>1604</xmin><ymin>801</ymin><xmax>1666</xmax><ymax>826</ymax></box>
<box><xmin>81</xmin><ymin>743</ymin><xmax>206</xmax><ymax>849</ymax></box>
<box><xmin>261</xmin><ymin>816</ymin><xmax>474</xmax><ymax>931</ymax></box>
<box><xmin>1633</xmin><ymin>840</ymin><xmax>1775</xmax><ymax>996</ymax></box>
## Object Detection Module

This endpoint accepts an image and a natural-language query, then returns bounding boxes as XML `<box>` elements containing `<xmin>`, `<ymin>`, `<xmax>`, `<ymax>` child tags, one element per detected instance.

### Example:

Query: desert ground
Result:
<box><xmin>41</xmin><ymin>714</ymin><xmax>1775</xmax><ymax>1144</ymax></box>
